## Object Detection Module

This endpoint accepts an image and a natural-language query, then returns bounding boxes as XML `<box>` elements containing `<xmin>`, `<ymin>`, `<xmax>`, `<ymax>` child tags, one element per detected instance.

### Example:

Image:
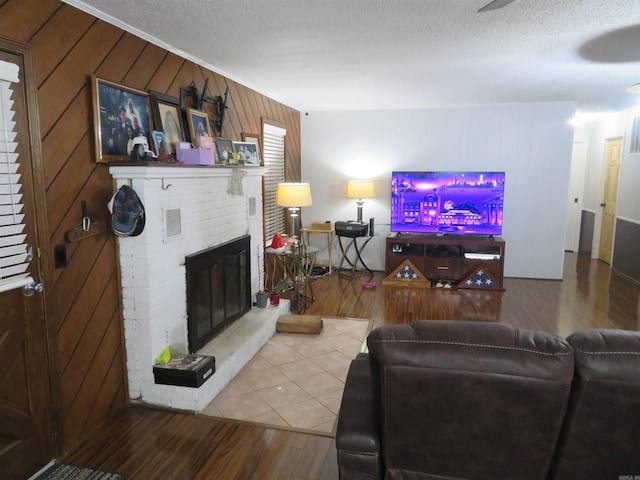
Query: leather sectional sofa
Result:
<box><xmin>336</xmin><ymin>321</ymin><xmax>640</xmax><ymax>480</ymax></box>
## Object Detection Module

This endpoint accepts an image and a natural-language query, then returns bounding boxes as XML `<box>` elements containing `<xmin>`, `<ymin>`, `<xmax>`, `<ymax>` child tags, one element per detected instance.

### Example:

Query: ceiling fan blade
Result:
<box><xmin>478</xmin><ymin>0</ymin><xmax>517</xmax><ymax>12</ymax></box>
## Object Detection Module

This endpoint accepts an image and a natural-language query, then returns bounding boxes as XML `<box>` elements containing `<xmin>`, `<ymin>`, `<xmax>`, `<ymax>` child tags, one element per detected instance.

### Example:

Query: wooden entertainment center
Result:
<box><xmin>385</xmin><ymin>234</ymin><xmax>505</xmax><ymax>286</ymax></box>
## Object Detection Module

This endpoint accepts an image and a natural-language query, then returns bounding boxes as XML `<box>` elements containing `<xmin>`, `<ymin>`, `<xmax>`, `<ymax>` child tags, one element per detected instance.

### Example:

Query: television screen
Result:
<box><xmin>391</xmin><ymin>171</ymin><xmax>505</xmax><ymax>236</ymax></box>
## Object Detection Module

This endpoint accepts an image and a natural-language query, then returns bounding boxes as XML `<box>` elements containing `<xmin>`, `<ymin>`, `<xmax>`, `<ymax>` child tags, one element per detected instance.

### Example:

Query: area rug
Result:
<box><xmin>34</xmin><ymin>463</ymin><xmax>126</xmax><ymax>480</ymax></box>
<box><xmin>202</xmin><ymin>317</ymin><xmax>371</xmax><ymax>436</ymax></box>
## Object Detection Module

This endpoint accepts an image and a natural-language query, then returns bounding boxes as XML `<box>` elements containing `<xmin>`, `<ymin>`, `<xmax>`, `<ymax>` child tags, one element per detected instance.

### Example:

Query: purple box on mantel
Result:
<box><xmin>177</xmin><ymin>147</ymin><xmax>213</xmax><ymax>166</ymax></box>
<box><xmin>153</xmin><ymin>355</ymin><xmax>216</xmax><ymax>388</ymax></box>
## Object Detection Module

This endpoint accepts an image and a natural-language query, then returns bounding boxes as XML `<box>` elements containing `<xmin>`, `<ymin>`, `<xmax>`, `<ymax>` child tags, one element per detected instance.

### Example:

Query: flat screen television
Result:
<box><xmin>391</xmin><ymin>171</ymin><xmax>505</xmax><ymax>236</ymax></box>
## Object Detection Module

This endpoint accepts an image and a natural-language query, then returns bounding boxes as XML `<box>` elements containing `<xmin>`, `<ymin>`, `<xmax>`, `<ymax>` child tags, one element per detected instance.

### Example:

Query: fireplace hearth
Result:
<box><xmin>186</xmin><ymin>235</ymin><xmax>251</xmax><ymax>352</ymax></box>
<box><xmin>109</xmin><ymin>165</ymin><xmax>283</xmax><ymax>412</ymax></box>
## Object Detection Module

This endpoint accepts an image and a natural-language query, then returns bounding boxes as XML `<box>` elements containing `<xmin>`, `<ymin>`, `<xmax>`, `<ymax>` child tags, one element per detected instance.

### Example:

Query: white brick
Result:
<box><xmin>111</xmin><ymin>166</ymin><xmax>272</xmax><ymax>410</ymax></box>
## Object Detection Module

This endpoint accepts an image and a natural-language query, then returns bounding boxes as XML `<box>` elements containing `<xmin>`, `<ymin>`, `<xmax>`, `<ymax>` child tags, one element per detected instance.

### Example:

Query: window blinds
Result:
<box><xmin>262</xmin><ymin>122</ymin><xmax>286</xmax><ymax>244</ymax></box>
<box><xmin>0</xmin><ymin>60</ymin><xmax>33</xmax><ymax>293</ymax></box>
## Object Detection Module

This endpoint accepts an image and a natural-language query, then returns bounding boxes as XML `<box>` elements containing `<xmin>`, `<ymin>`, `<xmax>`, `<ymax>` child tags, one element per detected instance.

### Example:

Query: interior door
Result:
<box><xmin>598</xmin><ymin>138</ymin><xmax>622</xmax><ymax>264</ymax></box>
<box><xmin>565</xmin><ymin>141</ymin><xmax>587</xmax><ymax>251</ymax></box>
<box><xmin>0</xmin><ymin>41</ymin><xmax>55</xmax><ymax>479</ymax></box>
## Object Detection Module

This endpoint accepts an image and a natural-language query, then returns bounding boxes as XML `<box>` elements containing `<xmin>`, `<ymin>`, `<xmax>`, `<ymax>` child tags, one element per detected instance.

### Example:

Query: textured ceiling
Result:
<box><xmin>65</xmin><ymin>0</ymin><xmax>640</xmax><ymax>114</ymax></box>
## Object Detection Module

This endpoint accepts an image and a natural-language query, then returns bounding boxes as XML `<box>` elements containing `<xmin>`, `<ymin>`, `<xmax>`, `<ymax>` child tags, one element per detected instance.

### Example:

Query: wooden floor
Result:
<box><xmin>60</xmin><ymin>253</ymin><xmax>640</xmax><ymax>480</ymax></box>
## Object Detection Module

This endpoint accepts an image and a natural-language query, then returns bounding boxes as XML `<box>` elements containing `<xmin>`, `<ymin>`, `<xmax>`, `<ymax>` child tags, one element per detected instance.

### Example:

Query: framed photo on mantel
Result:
<box><xmin>241</xmin><ymin>132</ymin><xmax>262</xmax><ymax>166</ymax></box>
<box><xmin>92</xmin><ymin>76</ymin><xmax>152</xmax><ymax>163</ymax></box>
<box><xmin>187</xmin><ymin>108</ymin><xmax>211</xmax><ymax>146</ymax></box>
<box><xmin>232</xmin><ymin>141</ymin><xmax>260</xmax><ymax>165</ymax></box>
<box><xmin>214</xmin><ymin>137</ymin><xmax>234</xmax><ymax>164</ymax></box>
<box><xmin>149</xmin><ymin>91</ymin><xmax>186</xmax><ymax>154</ymax></box>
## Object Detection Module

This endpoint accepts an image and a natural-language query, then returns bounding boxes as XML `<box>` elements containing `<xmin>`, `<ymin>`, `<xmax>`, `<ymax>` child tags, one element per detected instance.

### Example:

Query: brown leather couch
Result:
<box><xmin>336</xmin><ymin>321</ymin><xmax>640</xmax><ymax>480</ymax></box>
<box><xmin>548</xmin><ymin>329</ymin><xmax>640</xmax><ymax>479</ymax></box>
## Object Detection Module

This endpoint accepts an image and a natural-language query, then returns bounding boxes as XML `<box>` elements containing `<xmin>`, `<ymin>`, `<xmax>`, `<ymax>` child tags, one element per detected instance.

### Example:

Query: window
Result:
<box><xmin>262</xmin><ymin>122</ymin><xmax>286</xmax><ymax>244</ymax></box>
<box><xmin>0</xmin><ymin>60</ymin><xmax>32</xmax><ymax>293</ymax></box>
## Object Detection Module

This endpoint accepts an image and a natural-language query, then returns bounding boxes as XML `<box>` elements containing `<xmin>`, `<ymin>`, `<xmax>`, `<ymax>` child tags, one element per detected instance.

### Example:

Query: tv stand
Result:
<box><xmin>384</xmin><ymin>234</ymin><xmax>505</xmax><ymax>287</ymax></box>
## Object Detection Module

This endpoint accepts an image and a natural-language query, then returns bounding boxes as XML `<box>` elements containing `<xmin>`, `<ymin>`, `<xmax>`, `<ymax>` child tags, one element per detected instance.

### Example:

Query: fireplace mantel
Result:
<box><xmin>110</xmin><ymin>164</ymin><xmax>266</xmax><ymax>179</ymax></box>
<box><xmin>109</xmin><ymin>164</ymin><xmax>286</xmax><ymax>411</ymax></box>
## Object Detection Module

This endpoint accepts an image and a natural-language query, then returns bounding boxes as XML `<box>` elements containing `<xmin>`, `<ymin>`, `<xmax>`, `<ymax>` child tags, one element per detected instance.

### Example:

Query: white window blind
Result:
<box><xmin>0</xmin><ymin>60</ymin><xmax>33</xmax><ymax>293</ymax></box>
<box><xmin>262</xmin><ymin>122</ymin><xmax>286</xmax><ymax>244</ymax></box>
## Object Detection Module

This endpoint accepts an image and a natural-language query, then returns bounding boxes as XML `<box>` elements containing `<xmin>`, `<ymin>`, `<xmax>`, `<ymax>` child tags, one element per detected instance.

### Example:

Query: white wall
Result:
<box><xmin>301</xmin><ymin>103</ymin><xmax>576</xmax><ymax>279</ymax></box>
<box><xmin>575</xmin><ymin>104</ymin><xmax>640</xmax><ymax>257</ymax></box>
<box><xmin>612</xmin><ymin>108</ymin><xmax>640</xmax><ymax>222</ymax></box>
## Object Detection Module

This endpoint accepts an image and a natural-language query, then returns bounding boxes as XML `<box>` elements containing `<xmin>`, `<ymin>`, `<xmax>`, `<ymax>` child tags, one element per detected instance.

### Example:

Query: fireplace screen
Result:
<box><xmin>186</xmin><ymin>235</ymin><xmax>251</xmax><ymax>352</ymax></box>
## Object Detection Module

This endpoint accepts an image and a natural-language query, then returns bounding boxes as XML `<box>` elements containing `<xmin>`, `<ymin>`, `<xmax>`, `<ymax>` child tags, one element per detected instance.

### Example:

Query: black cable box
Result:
<box><xmin>335</xmin><ymin>221</ymin><xmax>369</xmax><ymax>238</ymax></box>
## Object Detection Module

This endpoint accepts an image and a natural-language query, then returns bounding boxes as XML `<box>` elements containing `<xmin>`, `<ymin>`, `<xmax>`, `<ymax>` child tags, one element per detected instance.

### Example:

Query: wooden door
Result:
<box><xmin>0</xmin><ymin>40</ymin><xmax>55</xmax><ymax>479</ymax></box>
<box><xmin>598</xmin><ymin>138</ymin><xmax>622</xmax><ymax>264</ymax></box>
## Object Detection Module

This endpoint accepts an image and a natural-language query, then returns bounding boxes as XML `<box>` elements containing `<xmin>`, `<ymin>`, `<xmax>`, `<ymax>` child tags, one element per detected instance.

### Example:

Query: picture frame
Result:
<box><xmin>214</xmin><ymin>137</ymin><xmax>234</xmax><ymax>164</ymax></box>
<box><xmin>187</xmin><ymin>108</ymin><xmax>211</xmax><ymax>146</ymax></box>
<box><xmin>152</xmin><ymin>130</ymin><xmax>169</xmax><ymax>157</ymax></box>
<box><xmin>241</xmin><ymin>132</ymin><xmax>262</xmax><ymax>165</ymax></box>
<box><xmin>149</xmin><ymin>91</ymin><xmax>186</xmax><ymax>154</ymax></box>
<box><xmin>630</xmin><ymin>116</ymin><xmax>640</xmax><ymax>155</ymax></box>
<box><xmin>232</xmin><ymin>141</ymin><xmax>261</xmax><ymax>165</ymax></box>
<box><xmin>198</xmin><ymin>136</ymin><xmax>217</xmax><ymax>165</ymax></box>
<box><xmin>92</xmin><ymin>76</ymin><xmax>152</xmax><ymax>163</ymax></box>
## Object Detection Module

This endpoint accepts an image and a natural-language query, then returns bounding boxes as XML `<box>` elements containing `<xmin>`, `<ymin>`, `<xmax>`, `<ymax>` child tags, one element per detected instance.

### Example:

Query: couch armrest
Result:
<box><xmin>336</xmin><ymin>356</ymin><xmax>382</xmax><ymax>480</ymax></box>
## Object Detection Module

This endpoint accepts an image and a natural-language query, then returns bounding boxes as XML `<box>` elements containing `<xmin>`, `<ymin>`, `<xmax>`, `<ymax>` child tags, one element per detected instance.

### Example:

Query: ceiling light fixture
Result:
<box><xmin>570</xmin><ymin>112</ymin><xmax>614</xmax><ymax>127</ymax></box>
<box><xmin>625</xmin><ymin>83</ymin><xmax>640</xmax><ymax>93</ymax></box>
<box><xmin>478</xmin><ymin>0</ymin><xmax>517</xmax><ymax>12</ymax></box>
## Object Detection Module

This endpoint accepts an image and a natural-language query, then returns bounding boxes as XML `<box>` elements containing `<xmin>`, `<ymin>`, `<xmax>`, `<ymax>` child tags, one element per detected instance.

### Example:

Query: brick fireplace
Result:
<box><xmin>109</xmin><ymin>166</ymin><xmax>287</xmax><ymax>411</ymax></box>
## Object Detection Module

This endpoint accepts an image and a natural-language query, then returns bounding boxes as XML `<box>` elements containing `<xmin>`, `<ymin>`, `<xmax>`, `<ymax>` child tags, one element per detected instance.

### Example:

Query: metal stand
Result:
<box><xmin>289</xmin><ymin>243</ymin><xmax>316</xmax><ymax>313</ymax></box>
<box><xmin>265</xmin><ymin>245</ymin><xmax>318</xmax><ymax>313</ymax></box>
<box><xmin>336</xmin><ymin>234</ymin><xmax>374</xmax><ymax>278</ymax></box>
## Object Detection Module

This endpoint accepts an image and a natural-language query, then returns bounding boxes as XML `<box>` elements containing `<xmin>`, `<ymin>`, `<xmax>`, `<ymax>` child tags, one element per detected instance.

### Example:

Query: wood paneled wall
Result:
<box><xmin>0</xmin><ymin>0</ymin><xmax>301</xmax><ymax>455</ymax></box>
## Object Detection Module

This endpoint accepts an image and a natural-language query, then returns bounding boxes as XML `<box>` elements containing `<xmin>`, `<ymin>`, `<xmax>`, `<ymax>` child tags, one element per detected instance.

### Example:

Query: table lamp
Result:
<box><xmin>276</xmin><ymin>182</ymin><xmax>313</xmax><ymax>240</ymax></box>
<box><xmin>347</xmin><ymin>180</ymin><xmax>375</xmax><ymax>223</ymax></box>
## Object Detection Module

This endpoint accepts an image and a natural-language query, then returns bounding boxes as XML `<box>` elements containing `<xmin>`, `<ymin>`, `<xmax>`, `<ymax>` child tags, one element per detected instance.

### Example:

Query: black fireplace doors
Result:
<box><xmin>185</xmin><ymin>235</ymin><xmax>251</xmax><ymax>352</ymax></box>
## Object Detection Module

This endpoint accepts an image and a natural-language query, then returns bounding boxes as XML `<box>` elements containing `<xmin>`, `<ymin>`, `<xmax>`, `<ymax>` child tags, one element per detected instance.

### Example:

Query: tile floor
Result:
<box><xmin>201</xmin><ymin>317</ymin><xmax>370</xmax><ymax>434</ymax></box>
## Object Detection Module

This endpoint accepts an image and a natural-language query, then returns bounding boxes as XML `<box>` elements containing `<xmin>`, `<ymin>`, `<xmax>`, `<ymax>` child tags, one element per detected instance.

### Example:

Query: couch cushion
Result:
<box><xmin>367</xmin><ymin>321</ymin><xmax>574</xmax><ymax>480</ymax></box>
<box><xmin>549</xmin><ymin>329</ymin><xmax>640</xmax><ymax>479</ymax></box>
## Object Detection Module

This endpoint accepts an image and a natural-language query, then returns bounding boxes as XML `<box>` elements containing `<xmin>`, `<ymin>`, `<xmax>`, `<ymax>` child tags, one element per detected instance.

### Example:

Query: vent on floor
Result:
<box><xmin>164</xmin><ymin>208</ymin><xmax>182</xmax><ymax>243</ymax></box>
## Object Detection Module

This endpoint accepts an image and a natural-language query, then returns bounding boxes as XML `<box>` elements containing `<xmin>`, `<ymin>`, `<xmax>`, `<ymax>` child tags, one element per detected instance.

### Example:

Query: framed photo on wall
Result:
<box><xmin>92</xmin><ymin>76</ymin><xmax>152</xmax><ymax>163</ymax></box>
<box><xmin>150</xmin><ymin>91</ymin><xmax>186</xmax><ymax>154</ymax></box>
<box><xmin>187</xmin><ymin>108</ymin><xmax>211</xmax><ymax>146</ymax></box>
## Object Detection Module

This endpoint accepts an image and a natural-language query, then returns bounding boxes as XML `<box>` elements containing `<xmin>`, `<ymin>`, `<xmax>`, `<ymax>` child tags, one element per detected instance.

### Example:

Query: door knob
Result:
<box><xmin>23</xmin><ymin>282</ymin><xmax>44</xmax><ymax>296</ymax></box>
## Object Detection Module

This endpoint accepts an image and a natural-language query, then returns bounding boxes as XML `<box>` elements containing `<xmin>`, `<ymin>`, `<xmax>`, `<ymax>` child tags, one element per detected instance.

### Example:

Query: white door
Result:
<box><xmin>565</xmin><ymin>141</ymin><xmax>587</xmax><ymax>251</ymax></box>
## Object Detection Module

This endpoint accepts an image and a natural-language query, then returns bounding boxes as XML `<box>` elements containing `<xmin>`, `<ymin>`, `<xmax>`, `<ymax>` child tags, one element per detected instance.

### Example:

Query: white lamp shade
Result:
<box><xmin>276</xmin><ymin>182</ymin><xmax>313</xmax><ymax>207</ymax></box>
<box><xmin>347</xmin><ymin>180</ymin><xmax>375</xmax><ymax>199</ymax></box>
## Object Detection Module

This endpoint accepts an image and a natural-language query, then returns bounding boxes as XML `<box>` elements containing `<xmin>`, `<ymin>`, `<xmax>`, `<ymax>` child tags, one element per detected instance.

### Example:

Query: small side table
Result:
<box><xmin>265</xmin><ymin>245</ymin><xmax>318</xmax><ymax>313</ymax></box>
<box><xmin>336</xmin><ymin>233</ymin><xmax>375</xmax><ymax>278</ymax></box>
<box><xmin>301</xmin><ymin>225</ymin><xmax>335</xmax><ymax>274</ymax></box>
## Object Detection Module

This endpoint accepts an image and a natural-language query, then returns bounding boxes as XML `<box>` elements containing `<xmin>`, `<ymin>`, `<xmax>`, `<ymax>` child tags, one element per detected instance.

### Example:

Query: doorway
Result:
<box><xmin>565</xmin><ymin>141</ymin><xmax>587</xmax><ymax>251</ymax></box>
<box><xmin>598</xmin><ymin>138</ymin><xmax>622</xmax><ymax>264</ymax></box>
<box><xmin>0</xmin><ymin>39</ymin><xmax>55</xmax><ymax>479</ymax></box>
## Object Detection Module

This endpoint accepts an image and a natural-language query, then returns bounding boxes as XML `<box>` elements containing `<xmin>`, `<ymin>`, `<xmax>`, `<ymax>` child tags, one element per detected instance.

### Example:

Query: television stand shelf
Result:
<box><xmin>384</xmin><ymin>234</ymin><xmax>505</xmax><ymax>288</ymax></box>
